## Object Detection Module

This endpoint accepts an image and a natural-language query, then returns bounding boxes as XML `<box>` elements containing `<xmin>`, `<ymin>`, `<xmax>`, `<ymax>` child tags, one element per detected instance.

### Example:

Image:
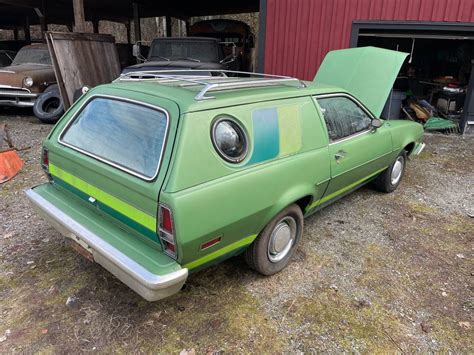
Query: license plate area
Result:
<box><xmin>66</xmin><ymin>236</ymin><xmax>94</xmax><ymax>262</ymax></box>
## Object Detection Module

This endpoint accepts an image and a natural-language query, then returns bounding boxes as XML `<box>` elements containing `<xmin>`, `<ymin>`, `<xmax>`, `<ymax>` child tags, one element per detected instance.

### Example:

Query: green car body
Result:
<box><xmin>26</xmin><ymin>47</ymin><xmax>425</xmax><ymax>301</ymax></box>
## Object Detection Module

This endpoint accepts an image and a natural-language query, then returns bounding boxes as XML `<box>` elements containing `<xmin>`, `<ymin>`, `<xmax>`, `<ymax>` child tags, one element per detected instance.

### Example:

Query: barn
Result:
<box><xmin>259</xmin><ymin>0</ymin><xmax>474</xmax><ymax>132</ymax></box>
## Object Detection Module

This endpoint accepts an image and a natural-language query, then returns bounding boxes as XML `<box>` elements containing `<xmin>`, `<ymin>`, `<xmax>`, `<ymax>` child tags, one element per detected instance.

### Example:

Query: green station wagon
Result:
<box><xmin>26</xmin><ymin>47</ymin><xmax>425</xmax><ymax>301</ymax></box>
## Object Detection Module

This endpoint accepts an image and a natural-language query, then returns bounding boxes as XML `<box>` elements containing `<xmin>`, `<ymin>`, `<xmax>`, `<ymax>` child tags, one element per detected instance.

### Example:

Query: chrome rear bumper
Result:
<box><xmin>25</xmin><ymin>188</ymin><xmax>188</xmax><ymax>301</ymax></box>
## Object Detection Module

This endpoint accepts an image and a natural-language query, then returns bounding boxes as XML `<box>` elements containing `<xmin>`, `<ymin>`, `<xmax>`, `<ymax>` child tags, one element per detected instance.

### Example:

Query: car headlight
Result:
<box><xmin>211</xmin><ymin>117</ymin><xmax>248</xmax><ymax>163</ymax></box>
<box><xmin>23</xmin><ymin>77</ymin><xmax>34</xmax><ymax>87</ymax></box>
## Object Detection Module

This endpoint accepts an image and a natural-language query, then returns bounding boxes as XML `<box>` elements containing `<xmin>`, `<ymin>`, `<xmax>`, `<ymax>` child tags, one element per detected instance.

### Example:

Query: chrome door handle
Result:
<box><xmin>334</xmin><ymin>150</ymin><xmax>347</xmax><ymax>162</ymax></box>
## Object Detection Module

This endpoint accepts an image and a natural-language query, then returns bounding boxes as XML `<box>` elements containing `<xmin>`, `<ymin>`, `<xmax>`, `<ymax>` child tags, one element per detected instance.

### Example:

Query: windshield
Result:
<box><xmin>149</xmin><ymin>40</ymin><xmax>222</xmax><ymax>62</ymax></box>
<box><xmin>12</xmin><ymin>48</ymin><xmax>51</xmax><ymax>65</ymax></box>
<box><xmin>60</xmin><ymin>97</ymin><xmax>168</xmax><ymax>179</ymax></box>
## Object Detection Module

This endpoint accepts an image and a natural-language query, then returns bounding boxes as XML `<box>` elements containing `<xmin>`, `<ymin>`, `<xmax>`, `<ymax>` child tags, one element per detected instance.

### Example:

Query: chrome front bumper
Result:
<box><xmin>0</xmin><ymin>88</ymin><xmax>38</xmax><ymax>107</ymax></box>
<box><xmin>25</xmin><ymin>188</ymin><xmax>188</xmax><ymax>301</ymax></box>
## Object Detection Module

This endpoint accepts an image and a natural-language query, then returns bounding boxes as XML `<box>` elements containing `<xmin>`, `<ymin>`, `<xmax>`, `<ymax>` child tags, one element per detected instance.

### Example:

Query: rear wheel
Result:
<box><xmin>245</xmin><ymin>204</ymin><xmax>303</xmax><ymax>275</ymax></box>
<box><xmin>372</xmin><ymin>151</ymin><xmax>407</xmax><ymax>193</ymax></box>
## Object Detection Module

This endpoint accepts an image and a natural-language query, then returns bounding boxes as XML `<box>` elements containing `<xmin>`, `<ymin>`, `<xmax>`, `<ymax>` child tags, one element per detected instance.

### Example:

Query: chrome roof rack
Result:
<box><xmin>116</xmin><ymin>70</ymin><xmax>307</xmax><ymax>101</ymax></box>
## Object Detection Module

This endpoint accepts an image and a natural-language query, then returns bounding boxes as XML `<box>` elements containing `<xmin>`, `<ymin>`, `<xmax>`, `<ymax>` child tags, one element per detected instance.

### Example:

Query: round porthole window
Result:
<box><xmin>212</xmin><ymin>117</ymin><xmax>248</xmax><ymax>163</ymax></box>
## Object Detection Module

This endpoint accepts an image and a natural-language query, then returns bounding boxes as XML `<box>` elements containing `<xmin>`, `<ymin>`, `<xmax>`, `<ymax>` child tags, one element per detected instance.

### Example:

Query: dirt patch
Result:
<box><xmin>1</xmin><ymin>111</ymin><xmax>473</xmax><ymax>352</ymax></box>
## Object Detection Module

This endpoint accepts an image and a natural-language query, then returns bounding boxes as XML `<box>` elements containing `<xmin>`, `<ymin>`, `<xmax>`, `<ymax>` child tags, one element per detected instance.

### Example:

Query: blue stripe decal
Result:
<box><xmin>247</xmin><ymin>108</ymin><xmax>279</xmax><ymax>165</ymax></box>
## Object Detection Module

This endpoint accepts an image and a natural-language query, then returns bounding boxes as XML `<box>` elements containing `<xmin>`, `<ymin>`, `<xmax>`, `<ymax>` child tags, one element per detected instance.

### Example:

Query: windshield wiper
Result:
<box><xmin>175</xmin><ymin>57</ymin><xmax>201</xmax><ymax>63</ymax></box>
<box><xmin>152</xmin><ymin>55</ymin><xmax>170</xmax><ymax>61</ymax></box>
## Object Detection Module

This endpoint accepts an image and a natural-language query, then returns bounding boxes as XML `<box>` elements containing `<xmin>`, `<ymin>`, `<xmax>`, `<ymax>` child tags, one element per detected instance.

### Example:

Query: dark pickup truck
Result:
<box><xmin>122</xmin><ymin>37</ymin><xmax>238</xmax><ymax>75</ymax></box>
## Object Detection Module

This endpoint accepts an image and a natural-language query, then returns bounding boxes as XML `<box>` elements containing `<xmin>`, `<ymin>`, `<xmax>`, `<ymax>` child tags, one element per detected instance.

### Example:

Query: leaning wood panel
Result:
<box><xmin>46</xmin><ymin>31</ymin><xmax>121</xmax><ymax>109</ymax></box>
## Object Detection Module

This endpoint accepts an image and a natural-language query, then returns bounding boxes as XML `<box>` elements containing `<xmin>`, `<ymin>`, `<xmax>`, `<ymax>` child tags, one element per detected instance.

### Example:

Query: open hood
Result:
<box><xmin>314</xmin><ymin>47</ymin><xmax>408</xmax><ymax>118</ymax></box>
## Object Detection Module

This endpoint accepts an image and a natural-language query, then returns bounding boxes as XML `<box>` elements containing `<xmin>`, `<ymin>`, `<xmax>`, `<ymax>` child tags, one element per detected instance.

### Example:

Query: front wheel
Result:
<box><xmin>245</xmin><ymin>204</ymin><xmax>303</xmax><ymax>275</ymax></box>
<box><xmin>372</xmin><ymin>151</ymin><xmax>407</xmax><ymax>193</ymax></box>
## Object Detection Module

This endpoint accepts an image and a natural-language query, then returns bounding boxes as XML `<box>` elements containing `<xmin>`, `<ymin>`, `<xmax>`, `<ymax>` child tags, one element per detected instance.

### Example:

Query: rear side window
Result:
<box><xmin>60</xmin><ymin>97</ymin><xmax>168</xmax><ymax>180</ymax></box>
<box><xmin>317</xmin><ymin>96</ymin><xmax>372</xmax><ymax>141</ymax></box>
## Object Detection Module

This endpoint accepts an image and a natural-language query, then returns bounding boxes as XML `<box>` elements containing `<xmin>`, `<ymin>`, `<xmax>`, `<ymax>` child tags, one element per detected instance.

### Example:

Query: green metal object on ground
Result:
<box><xmin>424</xmin><ymin>117</ymin><xmax>459</xmax><ymax>132</ymax></box>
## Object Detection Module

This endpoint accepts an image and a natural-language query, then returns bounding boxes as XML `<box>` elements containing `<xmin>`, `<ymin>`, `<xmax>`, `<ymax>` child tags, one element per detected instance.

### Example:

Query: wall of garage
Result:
<box><xmin>263</xmin><ymin>0</ymin><xmax>474</xmax><ymax>80</ymax></box>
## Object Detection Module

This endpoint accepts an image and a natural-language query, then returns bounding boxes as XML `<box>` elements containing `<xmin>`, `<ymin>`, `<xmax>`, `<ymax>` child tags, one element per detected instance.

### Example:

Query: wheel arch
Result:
<box><xmin>403</xmin><ymin>142</ymin><xmax>416</xmax><ymax>155</ymax></box>
<box><xmin>260</xmin><ymin>185</ymin><xmax>316</xmax><ymax>230</ymax></box>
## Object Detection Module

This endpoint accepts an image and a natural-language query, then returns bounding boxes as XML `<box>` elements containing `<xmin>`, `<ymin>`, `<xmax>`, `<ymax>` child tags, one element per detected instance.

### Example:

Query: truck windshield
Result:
<box><xmin>60</xmin><ymin>97</ymin><xmax>168</xmax><ymax>180</ymax></box>
<box><xmin>149</xmin><ymin>40</ymin><xmax>221</xmax><ymax>62</ymax></box>
<box><xmin>12</xmin><ymin>48</ymin><xmax>52</xmax><ymax>65</ymax></box>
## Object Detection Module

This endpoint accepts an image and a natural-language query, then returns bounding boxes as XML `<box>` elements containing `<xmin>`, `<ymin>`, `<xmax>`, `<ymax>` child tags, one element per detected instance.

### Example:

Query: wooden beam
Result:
<box><xmin>72</xmin><ymin>0</ymin><xmax>85</xmax><ymax>32</ymax></box>
<box><xmin>0</xmin><ymin>0</ymin><xmax>41</xmax><ymax>8</ymax></box>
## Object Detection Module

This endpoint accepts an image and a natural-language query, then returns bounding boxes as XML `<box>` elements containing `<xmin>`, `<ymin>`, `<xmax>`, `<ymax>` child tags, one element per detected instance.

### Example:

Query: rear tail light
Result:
<box><xmin>41</xmin><ymin>148</ymin><xmax>49</xmax><ymax>172</ymax></box>
<box><xmin>158</xmin><ymin>204</ymin><xmax>177</xmax><ymax>259</ymax></box>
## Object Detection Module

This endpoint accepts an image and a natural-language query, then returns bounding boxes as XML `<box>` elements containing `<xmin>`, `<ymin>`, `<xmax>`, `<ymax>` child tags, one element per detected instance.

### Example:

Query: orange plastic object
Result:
<box><xmin>0</xmin><ymin>149</ymin><xmax>24</xmax><ymax>184</ymax></box>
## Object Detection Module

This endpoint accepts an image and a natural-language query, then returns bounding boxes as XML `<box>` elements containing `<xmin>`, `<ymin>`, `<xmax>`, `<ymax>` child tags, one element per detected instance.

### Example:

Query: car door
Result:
<box><xmin>315</xmin><ymin>94</ymin><xmax>393</xmax><ymax>203</ymax></box>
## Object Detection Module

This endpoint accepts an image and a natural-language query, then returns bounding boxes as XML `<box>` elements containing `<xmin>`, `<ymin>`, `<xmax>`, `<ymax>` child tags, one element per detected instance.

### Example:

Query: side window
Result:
<box><xmin>317</xmin><ymin>96</ymin><xmax>372</xmax><ymax>141</ymax></box>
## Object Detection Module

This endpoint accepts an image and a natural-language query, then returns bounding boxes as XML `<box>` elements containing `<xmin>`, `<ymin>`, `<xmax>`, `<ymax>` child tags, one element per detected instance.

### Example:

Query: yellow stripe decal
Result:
<box><xmin>307</xmin><ymin>166</ymin><xmax>388</xmax><ymax>211</ymax></box>
<box><xmin>49</xmin><ymin>163</ymin><xmax>156</xmax><ymax>232</ymax></box>
<box><xmin>184</xmin><ymin>234</ymin><xmax>257</xmax><ymax>270</ymax></box>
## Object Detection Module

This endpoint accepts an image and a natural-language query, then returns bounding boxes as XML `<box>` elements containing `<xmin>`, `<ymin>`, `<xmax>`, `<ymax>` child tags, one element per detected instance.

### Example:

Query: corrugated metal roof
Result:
<box><xmin>264</xmin><ymin>0</ymin><xmax>474</xmax><ymax>80</ymax></box>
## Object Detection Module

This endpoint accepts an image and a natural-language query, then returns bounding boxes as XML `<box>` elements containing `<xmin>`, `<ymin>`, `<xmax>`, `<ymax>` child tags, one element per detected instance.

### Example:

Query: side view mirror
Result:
<box><xmin>132</xmin><ymin>43</ymin><xmax>140</xmax><ymax>58</ymax></box>
<box><xmin>371</xmin><ymin>118</ymin><xmax>383</xmax><ymax>129</ymax></box>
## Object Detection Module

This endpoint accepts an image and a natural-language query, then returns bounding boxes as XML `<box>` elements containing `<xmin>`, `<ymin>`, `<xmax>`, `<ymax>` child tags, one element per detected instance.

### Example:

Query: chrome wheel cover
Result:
<box><xmin>267</xmin><ymin>216</ymin><xmax>296</xmax><ymax>263</ymax></box>
<box><xmin>391</xmin><ymin>156</ymin><xmax>404</xmax><ymax>185</ymax></box>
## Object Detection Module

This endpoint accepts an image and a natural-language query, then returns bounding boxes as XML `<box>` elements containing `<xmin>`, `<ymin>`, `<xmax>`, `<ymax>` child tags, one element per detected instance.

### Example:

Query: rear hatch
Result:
<box><xmin>43</xmin><ymin>85</ymin><xmax>179</xmax><ymax>246</ymax></box>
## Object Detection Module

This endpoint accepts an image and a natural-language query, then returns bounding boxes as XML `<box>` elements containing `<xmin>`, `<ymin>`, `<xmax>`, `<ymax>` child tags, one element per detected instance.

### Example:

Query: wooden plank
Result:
<box><xmin>46</xmin><ymin>31</ymin><xmax>121</xmax><ymax>109</ymax></box>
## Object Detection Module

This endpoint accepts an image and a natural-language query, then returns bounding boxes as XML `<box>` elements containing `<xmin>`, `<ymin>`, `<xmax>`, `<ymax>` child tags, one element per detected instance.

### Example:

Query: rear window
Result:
<box><xmin>60</xmin><ymin>97</ymin><xmax>168</xmax><ymax>180</ymax></box>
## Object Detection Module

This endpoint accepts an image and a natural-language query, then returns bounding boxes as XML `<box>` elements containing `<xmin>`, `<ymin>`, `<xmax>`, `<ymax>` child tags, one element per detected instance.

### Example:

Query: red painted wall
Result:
<box><xmin>263</xmin><ymin>0</ymin><xmax>474</xmax><ymax>80</ymax></box>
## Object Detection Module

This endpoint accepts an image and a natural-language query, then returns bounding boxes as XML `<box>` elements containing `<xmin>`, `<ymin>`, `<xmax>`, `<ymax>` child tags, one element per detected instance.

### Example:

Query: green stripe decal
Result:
<box><xmin>307</xmin><ymin>166</ymin><xmax>388</xmax><ymax>211</ymax></box>
<box><xmin>49</xmin><ymin>163</ymin><xmax>157</xmax><ymax>232</ymax></box>
<box><xmin>184</xmin><ymin>234</ymin><xmax>257</xmax><ymax>270</ymax></box>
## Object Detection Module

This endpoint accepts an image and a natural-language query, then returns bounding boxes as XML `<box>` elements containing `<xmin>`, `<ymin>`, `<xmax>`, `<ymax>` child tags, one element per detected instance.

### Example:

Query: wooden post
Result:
<box><xmin>24</xmin><ymin>17</ymin><xmax>31</xmax><ymax>43</ymax></box>
<box><xmin>13</xmin><ymin>28</ymin><xmax>18</xmax><ymax>40</ymax></box>
<box><xmin>166</xmin><ymin>15</ymin><xmax>172</xmax><ymax>37</ymax></box>
<box><xmin>185</xmin><ymin>21</ymin><xmax>190</xmax><ymax>36</ymax></box>
<box><xmin>92</xmin><ymin>20</ymin><xmax>99</xmax><ymax>34</ymax></box>
<box><xmin>73</xmin><ymin>0</ymin><xmax>86</xmax><ymax>32</ymax></box>
<box><xmin>133</xmin><ymin>2</ymin><xmax>141</xmax><ymax>43</ymax></box>
<box><xmin>126</xmin><ymin>21</ymin><xmax>131</xmax><ymax>44</ymax></box>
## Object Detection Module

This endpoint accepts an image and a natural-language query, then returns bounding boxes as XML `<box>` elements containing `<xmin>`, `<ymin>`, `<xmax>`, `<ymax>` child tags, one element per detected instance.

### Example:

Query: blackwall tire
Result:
<box><xmin>44</xmin><ymin>84</ymin><xmax>59</xmax><ymax>94</ymax></box>
<box><xmin>33</xmin><ymin>90</ymin><xmax>64</xmax><ymax>124</ymax></box>
<box><xmin>245</xmin><ymin>204</ymin><xmax>304</xmax><ymax>275</ymax></box>
<box><xmin>372</xmin><ymin>151</ymin><xmax>407</xmax><ymax>193</ymax></box>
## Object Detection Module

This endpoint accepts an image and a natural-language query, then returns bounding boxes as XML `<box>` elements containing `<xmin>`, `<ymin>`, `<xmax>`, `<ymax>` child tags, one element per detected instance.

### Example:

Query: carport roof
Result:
<box><xmin>0</xmin><ymin>0</ymin><xmax>259</xmax><ymax>28</ymax></box>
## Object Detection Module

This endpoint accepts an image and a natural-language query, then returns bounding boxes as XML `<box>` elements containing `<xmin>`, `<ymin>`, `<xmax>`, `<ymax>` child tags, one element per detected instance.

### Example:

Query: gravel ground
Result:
<box><xmin>1</xmin><ymin>109</ymin><xmax>473</xmax><ymax>353</ymax></box>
